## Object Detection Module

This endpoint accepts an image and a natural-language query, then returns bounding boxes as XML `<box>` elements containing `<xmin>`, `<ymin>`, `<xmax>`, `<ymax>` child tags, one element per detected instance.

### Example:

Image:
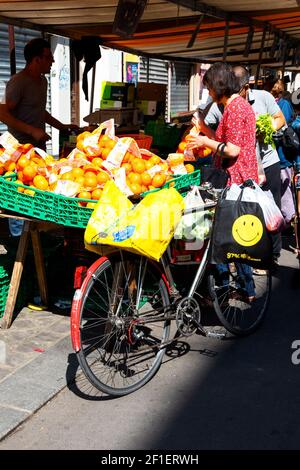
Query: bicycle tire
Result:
<box><xmin>208</xmin><ymin>263</ymin><xmax>271</xmax><ymax>336</ymax></box>
<box><xmin>71</xmin><ymin>252</ymin><xmax>171</xmax><ymax>396</ymax></box>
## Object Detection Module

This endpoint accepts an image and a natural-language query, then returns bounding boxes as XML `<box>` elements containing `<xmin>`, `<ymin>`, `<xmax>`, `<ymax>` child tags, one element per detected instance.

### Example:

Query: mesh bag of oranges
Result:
<box><xmin>84</xmin><ymin>180</ymin><xmax>184</xmax><ymax>261</ymax></box>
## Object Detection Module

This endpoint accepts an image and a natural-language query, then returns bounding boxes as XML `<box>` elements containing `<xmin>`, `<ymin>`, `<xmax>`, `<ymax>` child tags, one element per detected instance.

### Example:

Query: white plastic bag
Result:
<box><xmin>225</xmin><ymin>181</ymin><xmax>284</xmax><ymax>232</ymax></box>
<box><xmin>174</xmin><ymin>187</ymin><xmax>213</xmax><ymax>248</ymax></box>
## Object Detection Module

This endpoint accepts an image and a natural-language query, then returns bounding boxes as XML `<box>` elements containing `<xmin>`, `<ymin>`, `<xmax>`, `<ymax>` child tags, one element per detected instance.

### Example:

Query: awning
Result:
<box><xmin>0</xmin><ymin>0</ymin><xmax>300</xmax><ymax>69</ymax></box>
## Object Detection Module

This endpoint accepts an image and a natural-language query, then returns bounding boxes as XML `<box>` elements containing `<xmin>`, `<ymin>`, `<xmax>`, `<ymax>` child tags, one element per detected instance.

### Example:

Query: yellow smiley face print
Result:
<box><xmin>232</xmin><ymin>214</ymin><xmax>263</xmax><ymax>247</ymax></box>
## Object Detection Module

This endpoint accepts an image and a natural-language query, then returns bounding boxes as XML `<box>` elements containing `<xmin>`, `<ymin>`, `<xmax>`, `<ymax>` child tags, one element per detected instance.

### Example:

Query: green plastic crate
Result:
<box><xmin>0</xmin><ymin>175</ymin><xmax>93</xmax><ymax>228</ymax></box>
<box><xmin>0</xmin><ymin>253</ymin><xmax>36</xmax><ymax>318</ymax></box>
<box><xmin>145</xmin><ymin>121</ymin><xmax>181</xmax><ymax>150</ymax></box>
<box><xmin>141</xmin><ymin>169</ymin><xmax>201</xmax><ymax>197</ymax></box>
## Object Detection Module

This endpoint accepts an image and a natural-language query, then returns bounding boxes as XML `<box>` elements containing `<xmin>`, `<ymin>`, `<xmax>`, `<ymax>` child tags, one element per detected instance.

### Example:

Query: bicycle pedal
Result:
<box><xmin>206</xmin><ymin>329</ymin><xmax>226</xmax><ymax>339</ymax></box>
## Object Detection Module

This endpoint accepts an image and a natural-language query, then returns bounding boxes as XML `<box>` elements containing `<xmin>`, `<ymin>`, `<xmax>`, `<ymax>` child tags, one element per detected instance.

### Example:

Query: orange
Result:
<box><xmin>101</xmin><ymin>148</ymin><xmax>111</xmax><ymax>160</ymax></box>
<box><xmin>129</xmin><ymin>182</ymin><xmax>142</xmax><ymax>195</ymax></box>
<box><xmin>97</xmin><ymin>171</ymin><xmax>110</xmax><ymax>185</ymax></box>
<box><xmin>99</xmin><ymin>134</ymin><xmax>111</xmax><ymax>146</ymax></box>
<box><xmin>33</xmin><ymin>175</ymin><xmax>49</xmax><ymax>191</ymax></box>
<box><xmin>91</xmin><ymin>188</ymin><xmax>102</xmax><ymax>200</ymax></box>
<box><xmin>91</xmin><ymin>157</ymin><xmax>103</xmax><ymax>167</ymax></box>
<box><xmin>17</xmin><ymin>170</ymin><xmax>24</xmax><ymax>181</ymax></box>
<box><xmin>145</xmin><ymin>160</ymin><xmax>154</xmax><ymax>170</ymax></box>
<box><xmin>84</xmin><ymin>170</ymin><xmax>98</xmax><ymax>178</ymax></box>
<box><xmin>17</xmin><ymin>155</ymin><xmax>30</xmax><ymax>170</ymax></box>
<box><xmin>60</xmin><ymin>171</ymin><xmax>74</xmax><ymax>181</ymax></box>
<box><xmin>185</xmin><ymin>164</ymin><xmax>195</xmax><ymax>174</ymax></box>
<box><xmin>105</xmin><ymin>139</ymin><xmax>116</xmax><ymax>150</ymax></box>
<box><xmin>15</xmin><ymin>180</ymin><xmax>24</xmax><ymax>193</ymax></box>
<box><xmin>152</xmin><ymin>173</ymin><xmax>166</xmax><ymax>188</ymax></box>
<box><xmin>0</xmin><ymin>165</ymin><xmax>4</xmax><ymax>176</ymax></box>
<box><xmin>141</xmin><ymin>172</ymin><xmax>152</xmax><ymax>186</ymax></box>
<box><xmin>84</xmin><ymin>174</ymin><xmax>98</xmax><ymax>189</ymax></box>
<box><xmin>132</xmin><ymin>158</ymin><xmax>146</xmax><ymax>174</ymax></box>
<box><xmin>121</xmin><ymin>163</ymin><xmax>132</xmax><ymax>175</ymax></box>
<box><xmin>76</xmin><ymin>140</ymin><xmax>86</xmax><ymax>153</ymax></box>
<box><xmin>83</xmin><ymin>165</ymin><xmax>98</xmax><ymax>174</ymax></box>
<box><xmin>22</xmin><ymin>143</ymin><xmax>34</xmax><ymax>151</ymax></box>
<box><xmin>149</xmin><ymin>155</ymin><xmax>161</xmax><ymax>166</ymax></box>
<box><xmin>122</xmin><ymin>151</ymin><xmax>131</xmax><ymax>163</ymax></box>
<box><xmin>23</xmin><ymin>164</ymin><xmax>37</xmax><ymax>182</ymax></box>
<box><xmin>71</xmin><ymin>167</ymin><xmax>84</xmax><ymax>178</ymax></box>
<box><xmin>177</xmin><ymin>141</ymin><xmax>186</xmax><ymax>153</ymax></box>
<box><xmin>24</xmin><ymin>188</ymin><xmax>35</xmax><ymax>197</ymax></box>
<box><xmin>77</xmin><ymin>190</ymin><xmax>92</xmax><ymax>200</ymax></box>
<box><xmin>203</xmin><ymin>147</ymin><xmax>212</xmax><ymax>157</ymax></box>
<box><xmin>169</xmin><ymin>154</ymin><xmax>184</xmax><ymax>167</ymax></box>
<box><xmin>75</xmin><ymin>175</ymin><xmax>85</xmax><ymax>186</ymax></box>
<box><xmin>4</xmin><ymin>160</ymin><xmax>16</xmax><ymax>172</ymax></box>
<box><xmin>76</xmin><ymin>131</ymin><xmax>91</xmax><ymax>144</ymax></box>
<box><xmin>128</xmin><ymin>172</ymin><xmax>142</xmax><ymax>184</ymax></box>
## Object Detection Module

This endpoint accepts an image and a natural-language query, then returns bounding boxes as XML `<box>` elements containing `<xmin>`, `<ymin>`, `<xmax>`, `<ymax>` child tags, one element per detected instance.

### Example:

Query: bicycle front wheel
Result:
<box><xmin>71</xmin><ymin>252</ymin><xmax>171</xmax><ymax>396</ymax></box>
<box><xmin>208</xmin><ymin>263</ymin><xmax>271</xmax><ymax>336</ymax></box>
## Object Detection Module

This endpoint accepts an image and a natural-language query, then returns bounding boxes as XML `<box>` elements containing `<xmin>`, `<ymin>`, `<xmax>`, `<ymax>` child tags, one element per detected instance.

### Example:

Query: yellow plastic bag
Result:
<box><xmin>84</xmin><ymin>180</ymin><xmax>132</xmax><ymax>255</ymax></box>
<box><xmin>84</xmin><ymin>181</ymin><xmax>184</xmax><ymax>261</ymax></box>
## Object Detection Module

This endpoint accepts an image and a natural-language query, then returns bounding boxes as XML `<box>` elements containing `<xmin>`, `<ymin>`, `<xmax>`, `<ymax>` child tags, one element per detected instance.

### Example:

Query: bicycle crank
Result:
<box><xmin>175</xmin><ymin>297</ymin><xmax>203</xmax><ymax>336</ymax></box>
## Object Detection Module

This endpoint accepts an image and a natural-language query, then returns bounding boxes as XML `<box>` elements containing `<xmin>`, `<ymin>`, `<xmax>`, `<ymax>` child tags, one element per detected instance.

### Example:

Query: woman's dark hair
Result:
<box><xmin>203</xmin><ymin>62</ymin><xmax>240</xmax><ymax>100</ymax></box>
<box><xmin>24</xmin><ymin>38</ymin><xmax>51</xmax><ymax>63</ymax></box>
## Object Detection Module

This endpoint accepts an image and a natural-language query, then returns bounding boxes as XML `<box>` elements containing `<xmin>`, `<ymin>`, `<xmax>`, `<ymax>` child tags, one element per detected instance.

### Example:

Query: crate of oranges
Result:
<box><xmin>0</xmin><ymin>173</ymin><xmax>94</xmax><ymax>228</ymax></box>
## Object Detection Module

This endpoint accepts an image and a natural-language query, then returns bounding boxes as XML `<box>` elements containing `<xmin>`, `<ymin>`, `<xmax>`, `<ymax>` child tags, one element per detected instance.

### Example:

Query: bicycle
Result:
<box><xmin>70</xmin><ymin>183</ymin><xmax>272</xmax><ymax>397</ymax></box>
<box><xmin>291</xmin><ymin>163</ymin><xmax>300</xmax><ymax>265</ymax></box>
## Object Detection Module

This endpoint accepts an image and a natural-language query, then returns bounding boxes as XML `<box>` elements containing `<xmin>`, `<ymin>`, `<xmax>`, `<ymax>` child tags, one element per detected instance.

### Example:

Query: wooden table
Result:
<box><xmin>0</xmin><ymin>213</ymin><xmax>61</xmax><ymax>329</ymax></box>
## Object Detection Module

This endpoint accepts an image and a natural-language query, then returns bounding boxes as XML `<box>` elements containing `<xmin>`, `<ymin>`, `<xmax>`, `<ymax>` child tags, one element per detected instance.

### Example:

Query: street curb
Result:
<box><xmin>0</xmin><ymin>335</ymin><xmax>72</xmax><ymax>441</ymax></box>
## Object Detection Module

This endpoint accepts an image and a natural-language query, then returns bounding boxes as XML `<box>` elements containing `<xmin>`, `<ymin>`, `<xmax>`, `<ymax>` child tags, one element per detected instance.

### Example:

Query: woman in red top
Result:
<box><xmin>187</xmin><ymin>62</ymin><xmax>258</xmax><ymax>301</ymax></box>
<box><xmin>187</xmin><ymin>62</ymin><xmax>258</xmax><ymax>185</ymax></box>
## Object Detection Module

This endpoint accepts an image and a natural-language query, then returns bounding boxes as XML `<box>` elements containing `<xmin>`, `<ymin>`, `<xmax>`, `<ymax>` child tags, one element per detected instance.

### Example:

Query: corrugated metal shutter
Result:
<box><xmin>139</xmin><ymin>57</ymin><xmax>169</xmax><ymax>118</ymax></box>
<box><xmin>170</xmin><ymin>62</ymin><xmax>191</xmax><ymax>117</ymax></box>
<box><xmin>0</xmin><ymin>25</ymin><xmax>52</xmax><ymax>152</ymax></box>
<box><xmin>0</xmin><ymin>23</ymin><xmax>11</xmax><ymax>134</ymax></box>
<box><xmin>139</xmin><ymin>57</ymin><xmax>168</xmax><ymax>85</ymax></box>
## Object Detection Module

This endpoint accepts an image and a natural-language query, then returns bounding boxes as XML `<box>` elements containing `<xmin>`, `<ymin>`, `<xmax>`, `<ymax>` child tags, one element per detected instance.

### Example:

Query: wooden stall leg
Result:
<box><xmin>0</xmin><ymin>220</ymin><xmax>31</xmax><ymax>329</ymax></box>
<box><xmin>30</xmin><ymin>228</ymin><xmax>49</xmax><ymax>307</ymax></box>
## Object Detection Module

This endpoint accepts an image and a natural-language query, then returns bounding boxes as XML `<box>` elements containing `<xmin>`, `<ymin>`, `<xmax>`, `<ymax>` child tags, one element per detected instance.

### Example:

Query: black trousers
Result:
<box><xmin>262</xmin><ymin>162</ymin><xmax>282</xmax><ymax>258</ymax></box>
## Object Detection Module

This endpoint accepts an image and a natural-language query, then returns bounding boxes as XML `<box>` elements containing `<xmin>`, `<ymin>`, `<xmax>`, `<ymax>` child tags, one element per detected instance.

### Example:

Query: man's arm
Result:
<box><xmin>45</xmin><ymin>111</ymin><xmax>79</xmax><ymax>132</ymax></box>
<box><xmin>271</xmin><ymin>110</ymin><xmax>286</xmax><ymax>131</ymax></box>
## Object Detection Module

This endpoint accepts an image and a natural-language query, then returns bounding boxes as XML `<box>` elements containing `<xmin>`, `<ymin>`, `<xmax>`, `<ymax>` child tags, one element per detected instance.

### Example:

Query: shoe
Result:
<box><xmin>253</xmin><ymin>268</ymin><xmax>268</xmax><ymax>276</ymax></box>
<box><xmin>229</xmin><ymin>290</ymin><xmax>255</xmax><ymax>304</ymax></box>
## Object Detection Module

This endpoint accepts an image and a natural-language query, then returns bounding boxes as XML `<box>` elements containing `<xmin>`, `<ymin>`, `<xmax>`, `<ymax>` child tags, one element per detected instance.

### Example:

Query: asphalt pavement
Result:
<box><xmin>0</xmin><ymin>232</ymin><xmax>299</xmax><ymax>447</ymax></box>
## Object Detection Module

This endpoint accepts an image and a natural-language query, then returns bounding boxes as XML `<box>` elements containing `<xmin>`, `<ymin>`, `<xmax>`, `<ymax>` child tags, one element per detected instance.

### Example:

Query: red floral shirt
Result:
<box><xmin>215</xmin><ymin>95</ymin><xmax>258</xmax><ymax>185</ymax></box>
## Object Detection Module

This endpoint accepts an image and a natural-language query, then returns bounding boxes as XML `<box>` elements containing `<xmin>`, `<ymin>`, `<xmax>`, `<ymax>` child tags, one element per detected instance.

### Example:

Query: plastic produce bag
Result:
<box><xmin>84</xmin><ymin>181</ymin><xmax>184</xmax><ymax>261</ymax></box>
<box><xmin>174</xmin><ymin>187</ymin><xmax>213</xmax><ymax>249</ymax></box>
<box><xmin>225</xmin><ymin>181</ymin><xmax>284</xmax><ymax>232</ymax></box>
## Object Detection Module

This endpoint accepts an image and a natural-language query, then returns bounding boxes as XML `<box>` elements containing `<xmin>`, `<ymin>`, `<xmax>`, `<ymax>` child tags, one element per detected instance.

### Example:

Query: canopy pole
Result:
<box><xmin>8</xmin><ymin>25</ymin><xmax>16</xmax><ymax>76</ymax></box>
<box><xmin>255</xmin><ymin>26</ymin><xmax>267</xmax><ymax>86</ymax></box>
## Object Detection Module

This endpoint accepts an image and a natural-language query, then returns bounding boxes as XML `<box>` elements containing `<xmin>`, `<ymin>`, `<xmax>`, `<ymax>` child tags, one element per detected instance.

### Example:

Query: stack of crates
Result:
<box><xmin>145</xmin><ymin>121</ymin><xmax>181</xmax><ymax>152</ymax></box>
<box><xmin>0</xmin><ymin>259</ymin><xmax>10</xmax><ymax>319</ymax></box>
<box><xmin>0</xmin><ymin>253</ymin><xmax>35</xmax><ymax>319</ymax></box>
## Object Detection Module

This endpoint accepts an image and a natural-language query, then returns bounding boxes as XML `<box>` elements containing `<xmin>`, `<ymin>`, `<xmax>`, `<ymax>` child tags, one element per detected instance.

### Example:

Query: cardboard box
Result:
<box><xmin>100</xmin><ymin>100</ymin><xmax>123</xmax><ymax>109</ymax></box>
<box><xmin>135</xmin><ymin>100</ymin><xmax>157</xmax><ymax>116</ymax></box>
<box><xmin>136</xmin><ymin>83</ymin><xmax>166</xmax><ymax>102</ymax></box>
<box><xmin>100</xmin><ymin>81</ymin><xmax>135</xmax><ymax>107</ymax></box>
<box><xmin>84</xmin><ymin>108</ymin><xmax>138</xmax><ymax>127</ymax></box>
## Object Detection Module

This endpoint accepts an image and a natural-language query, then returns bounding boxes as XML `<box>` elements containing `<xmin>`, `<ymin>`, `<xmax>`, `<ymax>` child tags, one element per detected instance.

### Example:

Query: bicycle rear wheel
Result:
<box><xmin>208</xmin><ymin>263</ymin><xmax>271</xmax><ymax>336</ymax></box>
<box><xmin>71</xmin><ymin>252</ymin><xmax>171</xmax><ymax>396</ymax></box>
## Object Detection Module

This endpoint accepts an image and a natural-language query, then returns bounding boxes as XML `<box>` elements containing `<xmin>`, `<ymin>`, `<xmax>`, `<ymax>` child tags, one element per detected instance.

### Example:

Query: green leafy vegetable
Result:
<box><xmin>256</xmin><ymin>113</ymin><xmax>276</xmax><ymax>148</ymax></box>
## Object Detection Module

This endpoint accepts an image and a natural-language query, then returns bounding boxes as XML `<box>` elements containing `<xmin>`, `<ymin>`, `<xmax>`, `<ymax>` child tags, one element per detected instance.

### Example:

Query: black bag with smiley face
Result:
<box><xmin>210</xmin><ymin>184</ymin><xmax>273</xmax><ymax>269</ymax></box>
